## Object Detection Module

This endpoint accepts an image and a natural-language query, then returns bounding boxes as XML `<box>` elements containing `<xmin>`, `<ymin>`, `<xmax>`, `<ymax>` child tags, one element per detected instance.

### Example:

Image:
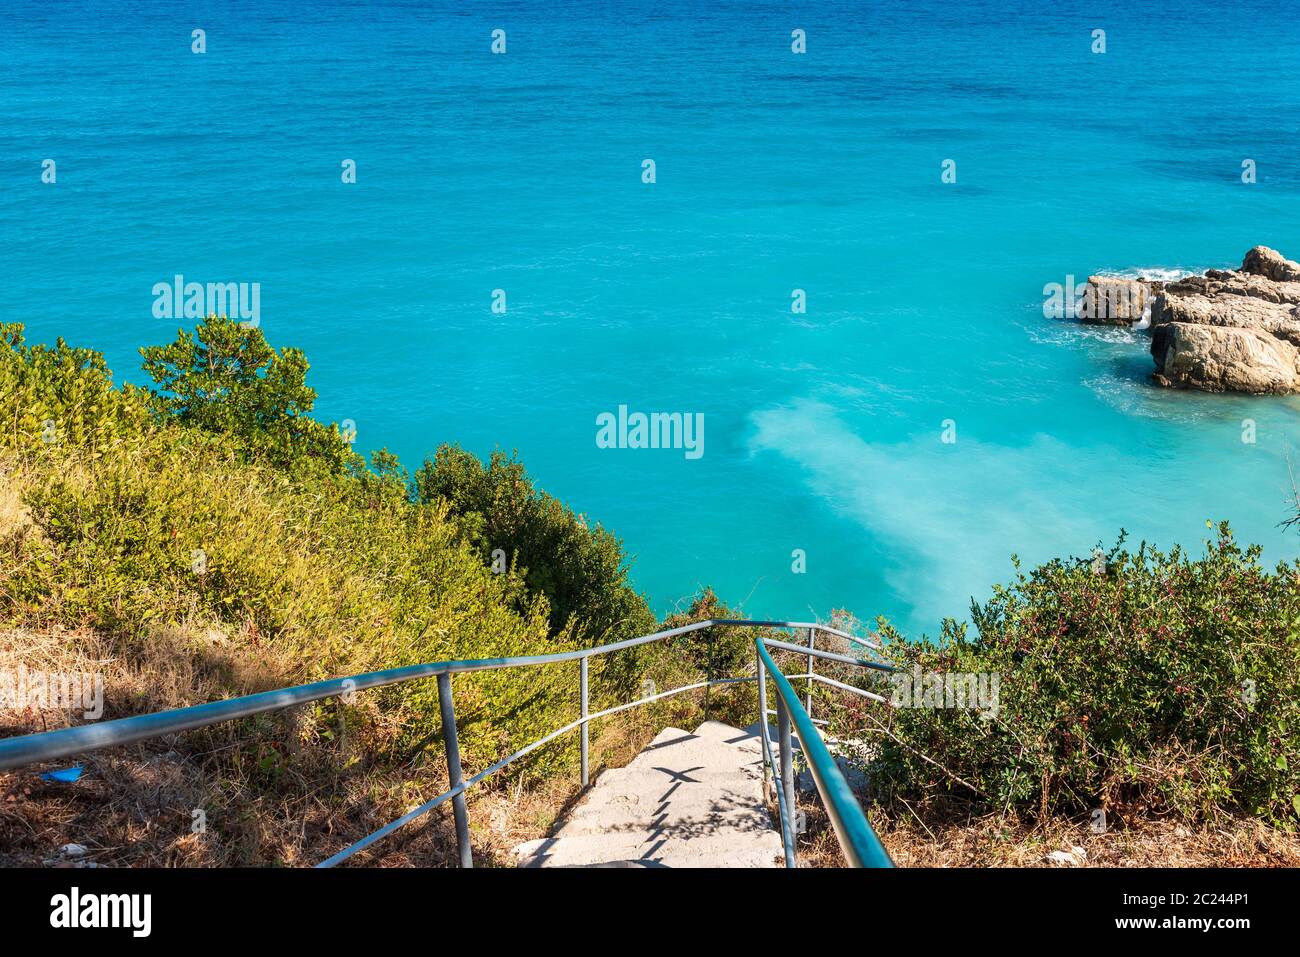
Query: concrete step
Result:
<box><xmin>515</xmin><ymin>832</ymin><xmax>782</xmax><ymax>869</ymax></box>
<box><xmin>513</xmin><ymin>721</ymin><xmax>783</xmax><ymax>868</ymax></box>
<box><xmin>556</xmin><ymin>797</ymin><xmax>771</xmax><ymax>838</ymax></box>
<box><xmin>741</xmin><ymin>720</ymin><xmax>804</xmax><ymax>752</ymax></box>
<box><xmin>692</xmin><ymin>719</ymin><xmax>764</xmax><ymax>749</ymax></box>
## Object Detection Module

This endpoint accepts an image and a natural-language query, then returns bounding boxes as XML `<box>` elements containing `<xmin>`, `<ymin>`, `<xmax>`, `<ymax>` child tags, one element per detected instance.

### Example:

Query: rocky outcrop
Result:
<box><xmin>1161</xmin><ymin>269</ymin><xmax>1300</xmax><ymax>307</ymax></box>
<box><xmin>1242</xmin><ymin>245</ymin><xmax>1300</xmax><ymax>283</ymax></box>
<box><xmin>1148</xmin><ymin>288</ymin><xmax>1300</xmax><ymax>347</ymax></box>
<box><xmin>1074</xmin><ymin>247</ymin><xmax>1300</xmax><ymax>395</ymax></box>
<box><xmin>1150</xmin><ymin>322</ymin><xmax>1300</xmax><ymax>394</ymax></box>
<box><xmin>1078</xmin><ymin>276</ymin><xmax>1162</xmax><ymax>325</ymax></box>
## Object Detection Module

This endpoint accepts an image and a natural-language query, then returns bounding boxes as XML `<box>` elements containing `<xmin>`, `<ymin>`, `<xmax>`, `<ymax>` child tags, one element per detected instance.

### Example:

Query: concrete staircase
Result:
<box><xmin>513</xmin><ymin>720</ymin><xmax>784</xmax><ymax>868</ymax></box>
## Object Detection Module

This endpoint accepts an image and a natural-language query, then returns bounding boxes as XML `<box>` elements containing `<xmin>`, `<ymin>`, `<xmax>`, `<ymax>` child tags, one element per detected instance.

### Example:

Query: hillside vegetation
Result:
<box><xmin>0</xmin><ymin>318</ymin><xmax>659</xmax><ymax>865</ymax></box>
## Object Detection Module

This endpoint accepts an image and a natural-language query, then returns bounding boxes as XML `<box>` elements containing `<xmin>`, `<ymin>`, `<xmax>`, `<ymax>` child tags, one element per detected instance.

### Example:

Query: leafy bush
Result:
<box><xmin>413</xmin><ymin>445</ymin><xmax>655</xmax><ymax>651</ymax></box>
<box><xmin>865</xmin><ymin>528</ymin><xmax>1300</xmax><ymax>826</ymax></box>
<box><xmin>624</xmin><ymin>589</ymin><xmax>774</xmax><ymax>730</ymax></box>
<box><xmin>0</xmin><ymin>323</ymin><xmax>152</xmax><ymax>455</ymax></box>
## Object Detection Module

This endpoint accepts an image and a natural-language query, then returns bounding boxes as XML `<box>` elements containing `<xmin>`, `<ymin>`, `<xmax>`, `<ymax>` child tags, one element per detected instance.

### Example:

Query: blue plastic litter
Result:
<box><xmin>39</xmin><ymin>766</ymin><xmax>83</xmax><ymax>783</ymax></box>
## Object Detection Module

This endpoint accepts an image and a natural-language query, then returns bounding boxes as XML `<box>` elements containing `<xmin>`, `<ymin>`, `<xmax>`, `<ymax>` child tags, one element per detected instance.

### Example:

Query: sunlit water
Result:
<box><xmin>3</xmin><ymin>0</ymin><xmax>1299</xmax><ymax>636</ymax></box>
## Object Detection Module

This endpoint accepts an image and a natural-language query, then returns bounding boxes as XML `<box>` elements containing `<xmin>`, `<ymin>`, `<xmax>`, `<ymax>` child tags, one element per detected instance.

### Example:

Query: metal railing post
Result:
<box><xmin>777</xmin><ymin>693</ymin><xmax>796</xmax><ymax>859</ymax></box>
<box><xmin>805</xmin><ymin>626</ymin><xmax>816</xmax><ymax>719</ymax></box>
<box><xmin>437</xmin><ymin>672</ymin><xmax>473</xmax><ymax>868</ymax></box>
<box><xmin>704</xmin><ymin>626</ymin><xmax>715</xmax><ymax>718</ymax></box>
<box><xmin>756</xmin><ymin>648</ymin><xmax>769</xmax><ymax>800</ymax></box>
<box><xmin>579</xmin><ymin>656</ymin><xmax>589</xmax><ymax>787</ymax></box>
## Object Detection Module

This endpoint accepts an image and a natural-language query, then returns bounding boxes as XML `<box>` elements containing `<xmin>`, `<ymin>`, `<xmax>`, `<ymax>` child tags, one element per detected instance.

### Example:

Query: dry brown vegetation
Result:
<box><xmin>791</xmin><ymin>797</ymin><xmax>1300</xmax><ymax>868</ymax></box>
<box><xmin>0</xmin><ymin>623</ymin><xmax>674</xmax><ymax>868</ymax></box>
<box><xmin>2</xmin><ymin>623</ymin><xmax>474</xmax><ymax>867</ymax></box>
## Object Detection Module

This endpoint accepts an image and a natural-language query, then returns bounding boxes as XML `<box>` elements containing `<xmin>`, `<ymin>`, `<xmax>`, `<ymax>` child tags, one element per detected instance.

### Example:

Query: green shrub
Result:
<box><xmin>624</xmin><ymin>589</ymin><xmax>774</xmax><ymax>730</ymax></box>
<box><xmin>0</xmin><ymin>323</ymin><xmax>152</xmax><ymax>456</ymax></box>
<box><xmin>413</xmin><ymin>445</ymin><xmax>655</xmax><ymax>651</ymax></box>
<box><xmin>865</xmin><ymin>527</ymin><xmax>1300</xmax><ymax>826</ymax></box>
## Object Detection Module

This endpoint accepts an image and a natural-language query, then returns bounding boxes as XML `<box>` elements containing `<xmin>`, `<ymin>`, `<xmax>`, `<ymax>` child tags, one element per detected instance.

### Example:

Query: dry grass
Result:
<box><xmin>0</xmin><ymin>624</ymin><xmax>467</xmax><ymax>867</ymax></box>
<box><xmin>0</xmin><ymin>624</ymin><xmax>679</xmax><ymax>868</ymax></box>
<box><xmin>789</xmin><ymin>797</ymin><xmax>1300</xmax><ymax>868</ymax></box>
<box><xmin>0</xmin><ymin>465</ymin><xmax>32</xmax><ymax>539</ymax></box>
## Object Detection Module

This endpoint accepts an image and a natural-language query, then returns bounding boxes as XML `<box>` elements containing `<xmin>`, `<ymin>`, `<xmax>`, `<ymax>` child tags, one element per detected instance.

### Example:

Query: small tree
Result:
<box><xmin>413</xmin><ymin>445</ymin><xmax>655</xmax><ymax>647</ymax></box>
<box><xmin>140</xmin><ymin>317</ymin><xmax>355</xmax><ymax>474</ymax></box>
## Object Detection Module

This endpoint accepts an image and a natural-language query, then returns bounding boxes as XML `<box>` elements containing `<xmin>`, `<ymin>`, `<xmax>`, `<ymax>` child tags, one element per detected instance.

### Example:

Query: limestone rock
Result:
<box><xmin>1150</xmin><ymin>322</ymin><xmax>1300</xmax><ymax>395</ymax></box>
<box><xmin>1242</xmin><ymin>245</ymin><xmax>1300</xmax><ymax>283</ymax></box>
<box><xmin>1079</xmin><ymin>276</ymin><xmax>1159</xmax><ymax>325</ymax></box>
<box><xmin>1046</xmin><ymin>845</ymin><xmax>1088</xmax><ymax>867</ymax></box>
<box><xmin>1066</xmin><ymin>246</ymin><xmax>1300</xmax><ymax>394</ymax></box>
<box><xmin>1148</xmin><ymin>290</ymin><xmax>1300</xmax><ymax>346</ymax></box>
<box><xmin>1162</xmin><ymin>270</ymin><xmax>1300</xmax><ymax>307</ymax></box>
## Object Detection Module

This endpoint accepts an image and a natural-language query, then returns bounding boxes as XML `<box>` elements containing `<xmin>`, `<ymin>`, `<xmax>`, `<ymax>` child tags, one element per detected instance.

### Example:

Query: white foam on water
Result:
<box><xmin>1025</xmin><ymin>320</ymin><xmax>1141</xmax><ymax>348</ymax></box>
<box><xmin>1092</xmin><ymin>266</ymin><xmax>1202</xmax><ymax>283</ymax></box>
<box><xmin>748</xmin><ymin>396</ymin><xmax>1300</xmax><ymax>636</ymax></box>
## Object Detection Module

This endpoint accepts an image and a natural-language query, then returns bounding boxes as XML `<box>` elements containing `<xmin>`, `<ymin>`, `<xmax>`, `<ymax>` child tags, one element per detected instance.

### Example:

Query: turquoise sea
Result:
<box><xmin>3</xmin><ymin>0</ymin><xmax>1299</xmax><ymax>636</ymax></box>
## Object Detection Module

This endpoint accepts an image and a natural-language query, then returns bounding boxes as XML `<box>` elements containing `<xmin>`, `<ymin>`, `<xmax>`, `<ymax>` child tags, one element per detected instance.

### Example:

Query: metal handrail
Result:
<box><xmin>762</xmin><ymin>637</ymin><xmax>898</xmax><ymax>673</ymax></box>
<box><xmin>755</xmin><ymin>637</ymin><xmax>895</xmax><ymax>868</ymax></box>
<box><xmin>0</xmin><ymin>617</ymin><xmax>895</xmax><ymax>868</ymax></box>
<box><xmin>0</xmin><ymin>618</ymin><xmax>718</xmax><ymax>771</ymax></box>
<box><xmin>754</xmin><ymin>663</ymin><xmax>797</xmax><ymax>869</ymax></box>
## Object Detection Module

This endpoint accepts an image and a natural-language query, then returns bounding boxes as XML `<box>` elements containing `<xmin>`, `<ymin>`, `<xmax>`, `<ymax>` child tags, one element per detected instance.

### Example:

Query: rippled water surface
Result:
<box><xmin>3</xmin><ymin>0</ymin><xmax>1298</xmax><ymax>634</ymax></box>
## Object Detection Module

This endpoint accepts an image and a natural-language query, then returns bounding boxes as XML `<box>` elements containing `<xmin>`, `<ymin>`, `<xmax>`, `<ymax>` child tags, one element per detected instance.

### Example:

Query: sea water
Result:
<box><xmin>2</xmin><ymin>0</ymin><xmax>1298</xmax><ymax>636</ymax></box>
